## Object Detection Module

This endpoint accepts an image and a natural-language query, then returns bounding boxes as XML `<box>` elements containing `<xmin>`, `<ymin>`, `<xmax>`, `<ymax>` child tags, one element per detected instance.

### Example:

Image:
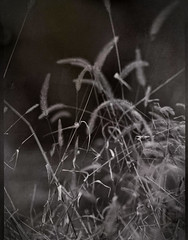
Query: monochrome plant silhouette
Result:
<box><xmin>4</xmin><ymin>1</ymin><xmax>184</xmax><ymax>239</ymax></box>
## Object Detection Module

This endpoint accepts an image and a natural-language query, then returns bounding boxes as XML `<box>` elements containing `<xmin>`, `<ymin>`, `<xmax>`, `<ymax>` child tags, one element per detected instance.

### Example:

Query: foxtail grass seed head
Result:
<box><xmin>94</xmin><ymin>36</ymin><xmax>119</xmax><ymax>70</ymax></box>
<box><xmin>120</xmin><ymin>60</ymin><xmax>149</xmax><ymax>80</ymax></box>
<box><xmin>75</xmin><ymin>65</ymin><xmax>90</xmax><ymax>92</ymax></box>
<box><xmin>25</xmin><ymin>104</ymin><xmax>39</xmax><ymax>114</ymax></box>
<box><xmin>104</xmin><ymin>0</ymin><xmax>111</xmax><ymax>13</ymax></box>
<box><xmin>38</xmin><ymin>103</ymin><xmax>66</xmax><ymax>120</ymax></box>
<box><xmin>94</xmin><ymin>70</ymin><xmax>114</xmax><ymax>99</ymax></box>
<box><xmin>135</xmin><ymin>48</ymin><xmax>147</xmax><ymax>86</ymax></box>
<box><xmin>144</xmin><ymin>85</ymin><xmax>151</xmax><ymax>107</ymax></box>
<box><xmin>40</xmin><ymin>73</ymin><xmax>50</xmax><ymax>117</ymax></box>
<box><xmin>150</xmin><ymin>1</ymin><xmax>178</xmax><ymax>41</ymax></box>
<box><xmin>58</xmin><ymin>119</ymin><xmax>63</xmax><ymax>148</ymax></box>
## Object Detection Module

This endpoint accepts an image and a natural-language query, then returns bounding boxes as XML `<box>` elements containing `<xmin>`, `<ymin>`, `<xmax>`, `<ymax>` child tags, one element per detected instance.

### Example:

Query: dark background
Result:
<box><xmin>2</xmin><ymin>0</ymin><xmax>184</xmax><ymax>106</ymax></box>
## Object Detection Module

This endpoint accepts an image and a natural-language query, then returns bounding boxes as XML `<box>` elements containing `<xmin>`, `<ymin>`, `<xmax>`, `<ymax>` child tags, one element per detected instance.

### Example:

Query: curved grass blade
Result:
<box><xmin>56</xmin><ymin>57</ymin><xmax>91</xmax><ymax>68</ymax></box>
<box><xmin>50</xmin><ymin>111</ymin><xmax>71</xmax><ymax>123</ymax></box>
<box><xmin>87</xmin><ymin>99</ymin><xmax>133</xmax><ymax>134</ymax></box>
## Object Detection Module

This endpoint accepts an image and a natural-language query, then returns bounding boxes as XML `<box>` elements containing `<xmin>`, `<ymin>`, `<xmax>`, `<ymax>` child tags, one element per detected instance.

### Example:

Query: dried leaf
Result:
<box><xmin>96</xmin><ymin>70</ymin><xmax>114</xmax><ymax>98</ymax></box>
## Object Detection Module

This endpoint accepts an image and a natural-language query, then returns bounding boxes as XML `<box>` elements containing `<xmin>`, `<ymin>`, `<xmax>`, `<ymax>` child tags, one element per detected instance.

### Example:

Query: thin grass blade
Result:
<box><xmin>114</xmin><ymin>73</ymin><xmax>132</xmax><ymax>90</ymax></box>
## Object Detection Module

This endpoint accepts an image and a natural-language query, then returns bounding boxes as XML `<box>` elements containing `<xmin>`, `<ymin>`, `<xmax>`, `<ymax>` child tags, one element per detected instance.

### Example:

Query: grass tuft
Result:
<box><xmin>4</xmin><ymin>2</ymin><xmax>184</xmax><ymax>239</ymax></box>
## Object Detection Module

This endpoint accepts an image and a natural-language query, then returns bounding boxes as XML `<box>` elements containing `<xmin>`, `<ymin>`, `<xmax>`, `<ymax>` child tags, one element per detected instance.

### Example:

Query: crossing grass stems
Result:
<box><xmin>4</xmin><ymin>1</ymin><xmax>185</xmax><ymax>239</ymax></box>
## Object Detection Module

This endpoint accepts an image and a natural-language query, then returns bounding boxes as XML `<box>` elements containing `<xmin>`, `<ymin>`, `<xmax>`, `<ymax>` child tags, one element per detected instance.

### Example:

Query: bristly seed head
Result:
<box><xmin>104</xmin><ymin>0</ymin><xmax>111</xmax><ymax>13</ymax></box>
